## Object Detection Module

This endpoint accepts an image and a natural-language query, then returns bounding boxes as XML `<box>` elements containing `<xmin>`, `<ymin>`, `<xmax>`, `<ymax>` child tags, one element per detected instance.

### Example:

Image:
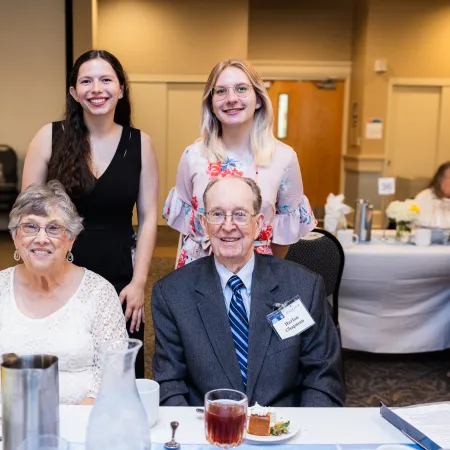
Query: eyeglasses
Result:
<box><xmin>17</xmin><ymin>223</ymin><xmax>67</xmax><ymax>238</ymax></box>
<box><xmin>211</xmin><ymin>83</ymin><xmax>252</xmax><ymax>100</ymax></box>
<box><xmin>205</xmin><ymin>210</ymin><xmax>256</xmax><ymax>226</ymax></box>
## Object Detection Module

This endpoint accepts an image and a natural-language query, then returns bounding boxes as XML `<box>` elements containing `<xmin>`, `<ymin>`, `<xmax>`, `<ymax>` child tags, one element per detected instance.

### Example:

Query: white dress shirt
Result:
<box><xmin>214</xmin><ymin>253</ymin><xmax>255</xmax><ymax>319</ymax></box>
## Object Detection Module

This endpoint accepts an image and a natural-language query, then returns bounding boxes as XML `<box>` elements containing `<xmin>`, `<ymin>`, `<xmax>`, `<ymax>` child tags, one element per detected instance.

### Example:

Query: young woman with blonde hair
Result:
<box><xmin>164</xmin><ymin>59</ymin><xmax>316</xmax><ymax>267</ymax></box>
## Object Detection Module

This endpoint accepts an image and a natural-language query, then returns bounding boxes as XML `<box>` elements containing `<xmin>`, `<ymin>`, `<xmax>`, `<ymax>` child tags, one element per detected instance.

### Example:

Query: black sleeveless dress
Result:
<box><xmin>51</xmin><ymin>122</ymin><xmax>145</xmax><ymax>377</ymax></box>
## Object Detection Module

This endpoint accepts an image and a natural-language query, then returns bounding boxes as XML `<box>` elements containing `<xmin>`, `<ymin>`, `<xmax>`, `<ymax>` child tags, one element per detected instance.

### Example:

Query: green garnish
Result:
<box><xmin>270</xmin><ymin>420</ymin><xmax>290</xmax><ymax>436</ymax></box>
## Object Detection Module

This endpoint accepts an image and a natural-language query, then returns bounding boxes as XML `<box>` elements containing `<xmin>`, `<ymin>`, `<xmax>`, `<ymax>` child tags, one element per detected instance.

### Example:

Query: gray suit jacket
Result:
<box><xmin>151</xmin><ymin>253</ymin><xmax>345</xmax><ymax>407</ymax></box>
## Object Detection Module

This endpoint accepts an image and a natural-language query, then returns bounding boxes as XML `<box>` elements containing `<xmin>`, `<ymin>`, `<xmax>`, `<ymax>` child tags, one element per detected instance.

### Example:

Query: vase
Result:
<box><xmin>85</xmin><ymin>339</ymin><xmax>151</xmax><ymax>450</ymax></box>
<box><xmin>395</xmin><ymin>221</ymin><xmax>411</xmax><ymax>243</ymax></box>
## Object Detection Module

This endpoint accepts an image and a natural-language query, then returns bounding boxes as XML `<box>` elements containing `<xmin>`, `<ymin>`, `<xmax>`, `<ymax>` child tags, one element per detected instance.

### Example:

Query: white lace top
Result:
<box><xmin>0</xmin><ymin>267</ymin><xmax>127</xmax><ymax>404</ymax></box>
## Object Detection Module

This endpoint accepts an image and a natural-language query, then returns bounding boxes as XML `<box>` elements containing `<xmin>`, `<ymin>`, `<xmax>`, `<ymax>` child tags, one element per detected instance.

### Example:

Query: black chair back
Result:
<box><xmin>0</xmin><ymin>145</ymin><xmax>18</xmax><ymax>184</ymax></box>
<box><xmin>285</xmin><ymin>228</ymin><xmax>345</xmax><ymax>328</ymax></box>
<box><xmin>0</xmin><ymin>145</ymin><xmax>19</xmax><ymax>212</ymax></box>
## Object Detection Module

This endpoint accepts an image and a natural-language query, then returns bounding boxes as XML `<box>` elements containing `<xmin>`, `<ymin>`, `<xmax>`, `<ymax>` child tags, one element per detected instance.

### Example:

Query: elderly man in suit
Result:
<box><xmin>152</xmin><ymin>176</ymin><xmax>345</xmax><ymax>407</ymax></box>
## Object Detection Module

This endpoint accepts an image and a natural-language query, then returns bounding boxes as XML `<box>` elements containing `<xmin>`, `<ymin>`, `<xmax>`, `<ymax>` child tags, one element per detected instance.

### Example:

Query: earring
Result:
<box><xmin>13</xmin><ymin>250</ymin><xmax>20</xmax><ymax>261</ymax></box>
<box><xmin>66</xmin><ymin>251</ymin><xmax>74</xmax><ymax>263</ymax></box>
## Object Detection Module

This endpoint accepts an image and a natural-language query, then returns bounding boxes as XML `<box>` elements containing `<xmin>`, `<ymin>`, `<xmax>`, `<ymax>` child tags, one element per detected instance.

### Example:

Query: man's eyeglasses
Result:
<box><xmin>205</xmin><ymin>210</ymin><xmax>256</xmax><ymax>226</ymax></box>
<box><xmin>211</xmin><ymin>83</ymin><xmax>252</xmax><ymax>100</ymax></box>
<box><xmin>18</xmin><ymin>223</ymin><xmax>67</xmax><ymax>238</ymax></box>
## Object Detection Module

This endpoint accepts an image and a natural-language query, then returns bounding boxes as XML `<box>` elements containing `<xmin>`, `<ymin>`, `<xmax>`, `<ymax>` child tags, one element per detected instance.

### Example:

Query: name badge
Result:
<box><xmin>266</xmin><ymin>296</ymin><xmax>315</xmax><ymax>340</ymax></box>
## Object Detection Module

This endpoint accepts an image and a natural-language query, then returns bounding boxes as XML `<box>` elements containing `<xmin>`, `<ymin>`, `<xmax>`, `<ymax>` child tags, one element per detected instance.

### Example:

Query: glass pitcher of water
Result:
<box><xmin>85</xmin><ymin>339</ymin><xmax>151</xmax><ymax>450</ymax></box>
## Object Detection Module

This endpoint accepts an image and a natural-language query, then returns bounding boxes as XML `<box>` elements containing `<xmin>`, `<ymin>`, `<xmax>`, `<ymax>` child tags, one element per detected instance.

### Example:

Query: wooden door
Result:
<box><xmin>268</xmin><ymin>80</ymin><xmax>344</xmax><ymax>208</ymax></box>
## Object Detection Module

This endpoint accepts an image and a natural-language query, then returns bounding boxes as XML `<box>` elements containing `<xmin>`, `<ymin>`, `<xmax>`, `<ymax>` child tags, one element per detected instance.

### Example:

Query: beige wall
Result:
<box><xmin>73</xmin><ymin>0</ymin><xmax>95</xmax><ymax>61</ymax></box>
<box><xmin>345</xmin><ymin>0</ymin><xmax>450</xmax><ymax>205</ymax></box>
<box><xmin>347</xmin><ymin>0</ymin><xmax>368</xmax><ymax>154</ymax></box>
<box><xmin>0</xmin><ymin>0</ymin><xmax>66</xmax><ymax>167</ymax></box>
<box><xmin>97</xmin><ymin>0</ymin><xmax>249</xmax><ymax>75</ymax></box>
<box><xmin>248</xmin><ymin>0</ymin><xmax>355</xmax><ymax>62</ymax></box>
<box><xmin>353</xmin><ymin>0</ymin><xmax>450</xmax><ymax>157</ymax></box>
<box><xmin>98</xmin><ymin>0</ymin><xmax>356</xmax><ymax>72</ymax></box>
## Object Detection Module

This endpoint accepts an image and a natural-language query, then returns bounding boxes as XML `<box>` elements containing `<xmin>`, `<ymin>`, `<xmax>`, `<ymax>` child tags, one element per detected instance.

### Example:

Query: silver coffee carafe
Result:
<box><xmin>354</xmin><ymin>199</ymin><xmax>374</xmax><ymax>242</ymax></box>
<box><xmin>1</xmin><ymin>354</ymin><xmax>60</xmax><ymax>450</ymax></box>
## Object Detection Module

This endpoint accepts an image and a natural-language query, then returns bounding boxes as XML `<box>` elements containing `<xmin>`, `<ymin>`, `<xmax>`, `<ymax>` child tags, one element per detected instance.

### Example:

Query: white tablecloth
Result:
<box><xmin>57</xmin><ymin>405</ymin><xmax>409</xmax><ymax>445</ymax></box>
<box><xmin>339</xmin><ymin>231</ymin><xmax>450</xmax><ymax>353</ymax></box>
<box><xmin>0</xmin><ymin>406</ymin><xmax>414</xmax><ymax>448</ymax></box>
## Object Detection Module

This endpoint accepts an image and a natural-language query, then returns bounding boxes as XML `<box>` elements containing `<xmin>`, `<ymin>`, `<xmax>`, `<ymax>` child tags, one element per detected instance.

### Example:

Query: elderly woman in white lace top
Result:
<box><xmin>0</xmin><ymin>181</ymin><xmax>127</xmax><ymax>404</ymax></box>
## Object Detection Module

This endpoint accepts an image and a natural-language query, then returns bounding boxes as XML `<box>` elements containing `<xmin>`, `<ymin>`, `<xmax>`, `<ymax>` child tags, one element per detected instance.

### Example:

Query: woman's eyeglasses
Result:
<box><xmin>18</xmin><ymin>223</ymin><xmax>67</xmax><ymax>238</ymax></box>
<box><xmin>205</xmin><ymin>210</ymin><xmax>256</xmax><ymax>226</ymax></box>
<box><xmin>211</xmin><ymin>83</ymin><xmax>252</xmax><ymax>100</ymax></box>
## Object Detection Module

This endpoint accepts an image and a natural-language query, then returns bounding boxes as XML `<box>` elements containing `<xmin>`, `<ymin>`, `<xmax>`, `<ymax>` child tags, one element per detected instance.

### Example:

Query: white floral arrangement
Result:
<box><xmin>386</xmin><ymin>200</ymin><xmax>420</xmax><ymax>223</ymax></box>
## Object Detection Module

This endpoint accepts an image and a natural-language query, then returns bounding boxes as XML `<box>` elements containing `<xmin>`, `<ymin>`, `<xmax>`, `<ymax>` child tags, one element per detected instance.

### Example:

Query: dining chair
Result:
<box><xmin>0</xmin><ymin>145</ymin><xmax>19</xmax><ymax>212</ymax></box>
<box><xmin>284</xmin><ymin>228</ymin><xmax>345</xmax><ymax>338</ymax></box>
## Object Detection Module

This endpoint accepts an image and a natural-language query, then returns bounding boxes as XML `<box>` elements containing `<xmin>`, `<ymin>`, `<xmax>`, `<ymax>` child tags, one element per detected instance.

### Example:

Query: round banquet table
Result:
<box><xmin>339</xmin><ymin>231</ymin><xmax>450</xmax><ymax>353</ymax></box>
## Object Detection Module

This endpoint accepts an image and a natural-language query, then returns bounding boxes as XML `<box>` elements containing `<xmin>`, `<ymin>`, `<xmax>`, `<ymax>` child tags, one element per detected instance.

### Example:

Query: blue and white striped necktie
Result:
<box><xmin>227</xmin><ymin>275</ymin><xmax>249</xmax><ymax>388</ymax></box>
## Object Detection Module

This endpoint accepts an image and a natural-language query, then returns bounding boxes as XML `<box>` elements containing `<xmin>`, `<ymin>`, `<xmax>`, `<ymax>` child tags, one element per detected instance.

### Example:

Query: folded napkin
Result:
<box><xmin>324</xmin><ymin>193</ymin><xmax>352</xmax><ymax>233</ymax></box>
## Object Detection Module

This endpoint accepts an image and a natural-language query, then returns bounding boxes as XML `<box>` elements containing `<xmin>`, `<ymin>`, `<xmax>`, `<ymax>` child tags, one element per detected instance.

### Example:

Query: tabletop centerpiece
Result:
<box><xmin>386</xmin><ymin>199</ymin><xmax>421</xmax><ymax>242</ymax></box>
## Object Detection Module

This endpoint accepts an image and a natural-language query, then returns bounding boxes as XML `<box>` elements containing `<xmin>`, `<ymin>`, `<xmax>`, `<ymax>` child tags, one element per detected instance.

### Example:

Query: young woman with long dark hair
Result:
<box><xmin>22</xmin><ymin>50</ymin><xmax>158</xmax><ymax>377</ymax></box>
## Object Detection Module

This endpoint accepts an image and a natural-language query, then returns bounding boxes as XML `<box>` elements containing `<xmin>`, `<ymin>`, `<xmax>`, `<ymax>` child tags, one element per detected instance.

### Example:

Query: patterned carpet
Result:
<box><xmin>144</xmin><ymin>257</ymin><xmax>450</xmax><ymax>407</ymax></box>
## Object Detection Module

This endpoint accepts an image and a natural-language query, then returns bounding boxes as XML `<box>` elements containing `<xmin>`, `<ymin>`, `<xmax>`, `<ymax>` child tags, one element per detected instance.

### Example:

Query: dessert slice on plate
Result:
<box><xmin>247</xmin><ymin>403</ymin><xmax>276</xmax><ymax>436</ymax></box>
<box><xmin>246</xmin><ymin>403</ymin><xmax>298</xmax><ymax>443</ymax></box>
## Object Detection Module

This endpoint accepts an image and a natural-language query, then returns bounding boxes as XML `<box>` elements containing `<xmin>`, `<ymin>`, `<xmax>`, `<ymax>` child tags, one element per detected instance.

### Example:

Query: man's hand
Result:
<box><xmin>119</xmin><ymin>281</ymin><xmax>145</xmax><ymax>333</ymax></box>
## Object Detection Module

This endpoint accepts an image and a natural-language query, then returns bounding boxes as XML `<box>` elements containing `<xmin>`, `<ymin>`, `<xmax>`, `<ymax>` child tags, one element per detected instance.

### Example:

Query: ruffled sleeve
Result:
<box><xmin>162</xmin><ymin>147</ymin><xmax>194</xmax><ymax>235</ymax></box>
<box><xmin>272</xmin><ymin>151</ymin><xmax>317</xmax><ymax>245</ymax></box>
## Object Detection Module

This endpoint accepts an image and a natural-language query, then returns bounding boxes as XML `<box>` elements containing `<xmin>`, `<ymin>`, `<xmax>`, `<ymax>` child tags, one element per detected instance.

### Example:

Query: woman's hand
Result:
<box><xmin>119</xmin><ymin>281</ymin><xmax>145</xmax><ymax>333</ymax></box>
<box><xmin>79</xmin><ymin>397</ymin><xmax>95</xmax><ymax>405</ymax></box>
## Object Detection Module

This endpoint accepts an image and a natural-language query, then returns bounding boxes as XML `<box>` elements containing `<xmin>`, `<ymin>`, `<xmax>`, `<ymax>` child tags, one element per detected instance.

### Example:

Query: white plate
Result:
<box><xmin>245</xmin><ymin>420</ymin><xmax>299</xmax><ymax>443</ymax></box>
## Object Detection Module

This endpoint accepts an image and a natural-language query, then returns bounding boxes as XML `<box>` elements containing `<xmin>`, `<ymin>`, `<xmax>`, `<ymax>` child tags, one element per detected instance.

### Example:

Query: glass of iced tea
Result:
<box><xmin>205</xmin><ymin>389</ymin><xmax>248</xmax><ymax>448</ymax></box>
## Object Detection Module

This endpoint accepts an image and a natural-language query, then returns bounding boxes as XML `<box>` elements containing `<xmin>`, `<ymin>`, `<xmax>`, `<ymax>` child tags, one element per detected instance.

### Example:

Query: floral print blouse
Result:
<box><xmin>163</xmin><ymin>140</ymin><xmax>317</xmax><ymax>268</ymax></box>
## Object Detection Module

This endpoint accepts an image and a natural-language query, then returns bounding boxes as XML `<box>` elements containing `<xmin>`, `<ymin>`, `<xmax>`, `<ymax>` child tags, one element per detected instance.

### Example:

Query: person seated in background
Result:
<box><xmin>0</xmin><ymin>181</ymin><xmax>127</xmax><ymax>404</ymax></box>
<box><xmin>152</xmin><ymin>176</ymin><xmax>345</xmax><ymax>407</ymax></box>
<box><xmin>415</xmin><ymin>161</ymin><xmax>450</xmax><ymax>229</ymax></box>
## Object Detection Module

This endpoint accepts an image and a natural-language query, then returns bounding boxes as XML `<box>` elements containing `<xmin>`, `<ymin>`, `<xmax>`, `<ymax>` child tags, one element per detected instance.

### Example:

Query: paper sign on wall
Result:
<box><xmin>378</xmin><ymin>177</ymin><xmax>396</xmax><ymax>195</ymax></box>
<box><xmin>365</xmin><ymin>118</ymin><xmax>383</xmax><ymax>139</ymax></box>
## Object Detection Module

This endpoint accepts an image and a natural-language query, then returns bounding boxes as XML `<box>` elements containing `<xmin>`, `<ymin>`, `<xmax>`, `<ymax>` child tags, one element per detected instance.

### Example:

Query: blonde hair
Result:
<box><xmin>200</xmin><ymin>59</ymin><xmax>275</xmax><ymax>166</ymax></box>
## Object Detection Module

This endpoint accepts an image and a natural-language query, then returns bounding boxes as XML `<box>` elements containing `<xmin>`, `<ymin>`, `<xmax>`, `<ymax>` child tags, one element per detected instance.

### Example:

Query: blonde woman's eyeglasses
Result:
<box><xmin>211</xmin><ymin>83</ymin><xmax>252</xmax><ymax>100</ymax></box>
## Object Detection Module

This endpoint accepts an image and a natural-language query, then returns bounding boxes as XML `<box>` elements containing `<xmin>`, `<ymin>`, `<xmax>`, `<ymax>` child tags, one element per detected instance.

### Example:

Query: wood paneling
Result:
<box><xmin>388</xmin><ymin>85</ymin><xmax>440</xmax><ymax>178</ymax></box>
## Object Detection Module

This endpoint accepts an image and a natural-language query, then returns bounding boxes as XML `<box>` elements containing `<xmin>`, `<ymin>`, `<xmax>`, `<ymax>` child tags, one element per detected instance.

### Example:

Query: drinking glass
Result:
<box><xmin>430</xmin><ymin>200</ymin><xmax>450</xmax><ymax>243</ymax></box>
<box><xmin>205</xmin><ymin>389</ymin><xmax>247</xmax><ymax>448</ymax></box>
<box><xmin>17</xmin><ymin>435</ymin><xmax>69</xmax><ymax>450</ymax></box>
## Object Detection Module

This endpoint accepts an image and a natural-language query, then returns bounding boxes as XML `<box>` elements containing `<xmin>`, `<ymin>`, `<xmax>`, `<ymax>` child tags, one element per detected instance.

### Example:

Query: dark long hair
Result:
<box><xmin>429</xmin><ymin>161</ymin><xmax>450</xmax><ymax>199</ymax></box>
<box><xmin>48</xmin><ymin>50</ymin><xmax>132</xmax><ymax>197</ymax></box>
